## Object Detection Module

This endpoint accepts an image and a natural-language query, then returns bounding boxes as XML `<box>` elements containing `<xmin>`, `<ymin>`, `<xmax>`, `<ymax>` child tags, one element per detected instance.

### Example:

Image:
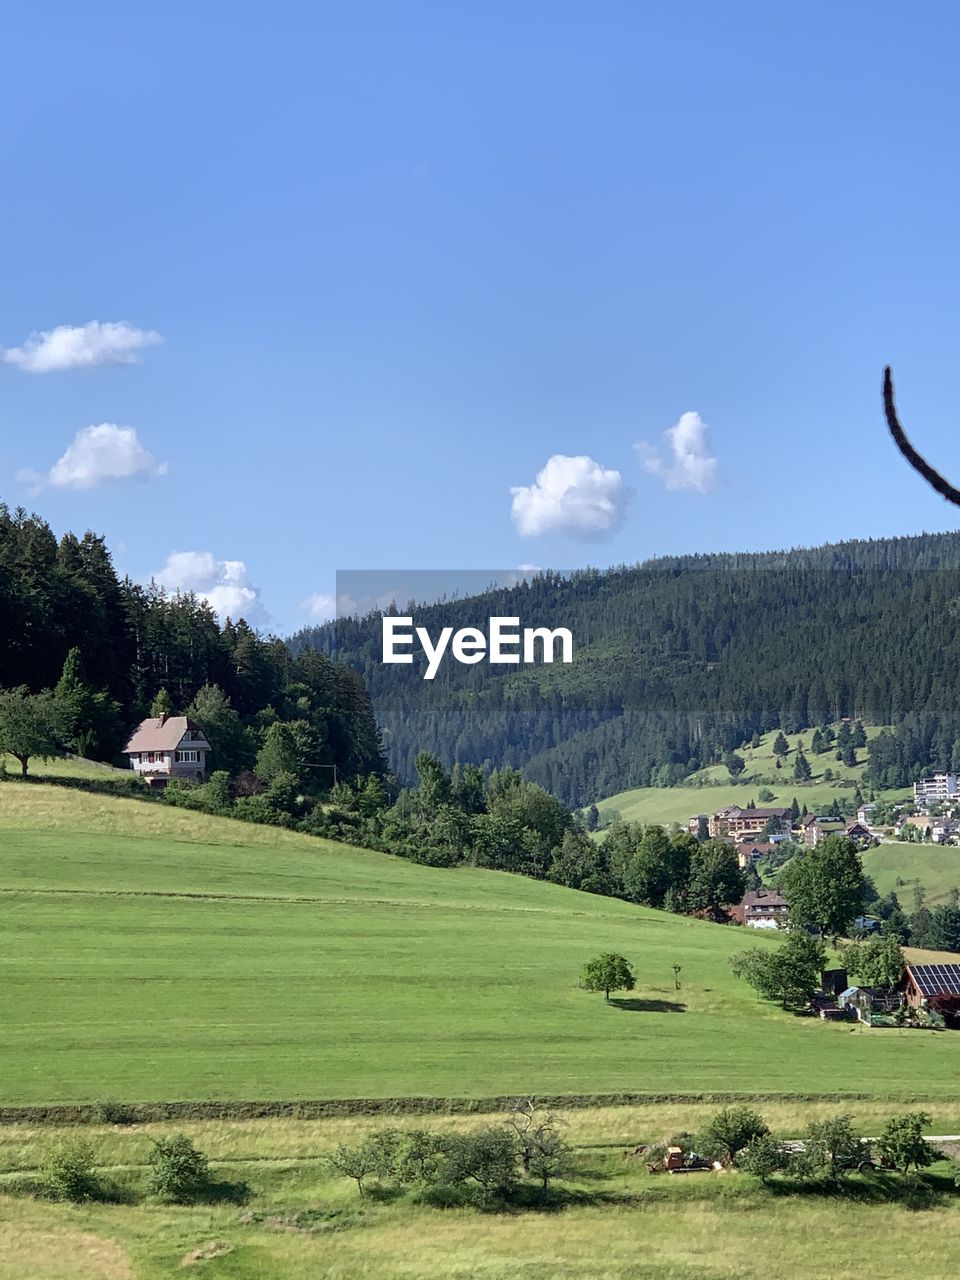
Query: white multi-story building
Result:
<box><xmin>914</xmin><ymin>773</ymin><xmax>960</xmax><ymax>806</ymax></box>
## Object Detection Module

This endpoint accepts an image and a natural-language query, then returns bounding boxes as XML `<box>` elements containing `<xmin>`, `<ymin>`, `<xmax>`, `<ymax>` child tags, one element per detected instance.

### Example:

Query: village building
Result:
<box><xmin>124</xmin><ymin>715</ymin><xmax>211</xmax><ymax>787</ymax></box>
<box><xmin>844</xmin><ymin>821</ymin><xmax>873</xmax><ymax>846</ymax></box>
<box><xmin>734</xmin><ymin>841</ymin><xmax>778</xmax><ymax>869</ymax></box>
<box><xmin>896</xmin><ymin>814</ymin><xmax>931</xmax><ymax>839</ymax></box>
<box><xmin>708</xmin><ymin>806</ymin><xmax>792</xmax><ymax>840</ymax></box>
<box><xmin>857</xmin><ymin>802</ymin><xmax>877</xmax><ymax>826</ymax></box>
<box><xmin>800</xmin><ymin>814</ymin><xmax>846</xmax><ymax>847</ymax></box>
<box><xmin>914</xmin><ymin>772</ymin><xmax>960</xmax><ymax>806</ymax></box>
<box><xmin>737</xmin><ymin>887</ymin><xmax>789</xmax><ymax>929</ymax></box>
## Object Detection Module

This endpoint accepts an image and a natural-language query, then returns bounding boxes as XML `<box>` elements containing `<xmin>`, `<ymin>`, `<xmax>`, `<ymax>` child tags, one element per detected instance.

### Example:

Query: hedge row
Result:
<box><xmin>0</xmin><ymin>1090</ymin><xmax>946</xmax><ymax>1127</ymax></box>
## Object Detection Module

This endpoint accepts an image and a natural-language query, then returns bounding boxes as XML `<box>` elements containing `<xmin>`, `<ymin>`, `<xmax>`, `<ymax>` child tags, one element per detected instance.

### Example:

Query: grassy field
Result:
<box><xmin>1</xmin><ymin>1106</ymin><xmax>960</xmax><ymax>1279</ymax></box>
<box><xmin>864</xmin><ymin>842</ymin><xmax>960</xmax><ymax>907</ymax></box>
<box><xmin>2</xmin><ymin>780</ymin><xmax>960</xmax><ymax>1109</ymax></box>
<box><xmin>1</xmin><ymin>754</ymin><xmax>140</xmax><ymax>783</ymax></box>
<box><xmin>595</xmin><ymin>727</ymin><xmax>908</xmax><ymax>827</ymax></box>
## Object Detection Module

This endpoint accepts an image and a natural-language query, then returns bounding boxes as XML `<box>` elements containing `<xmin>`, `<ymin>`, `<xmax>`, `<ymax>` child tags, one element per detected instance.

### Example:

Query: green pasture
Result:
<box><xmin>1</xmin><ymin>782</ymin><xmax>958</xmax><ymax>1109</ymax></box>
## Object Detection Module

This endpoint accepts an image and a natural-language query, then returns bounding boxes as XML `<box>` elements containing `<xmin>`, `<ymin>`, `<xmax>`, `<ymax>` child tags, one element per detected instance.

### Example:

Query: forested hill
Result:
<box><xmin>0</xmin><ymin>504</ymin><xmax>385</xmax><ymax>781</ymax></box>
<box><xmin>291</xmin><ymin>531</ymin><xmax>960</xmax><ymax>806</ymax></box>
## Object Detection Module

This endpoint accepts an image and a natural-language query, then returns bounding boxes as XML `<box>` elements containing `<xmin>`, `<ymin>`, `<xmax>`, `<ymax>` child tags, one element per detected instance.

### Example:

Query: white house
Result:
<box><xmin>124</xmin><ymin>715</ymin><xmax>210</xmax><ymax>786</ymax></box>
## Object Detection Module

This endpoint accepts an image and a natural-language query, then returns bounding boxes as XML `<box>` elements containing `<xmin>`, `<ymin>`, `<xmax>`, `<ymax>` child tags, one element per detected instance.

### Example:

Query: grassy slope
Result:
<box><xmin>2</xmin><ymin>1109</ymin><xmax>960</xmax><ymax>1279</ymax></box>
<box><xmin>2</xmin><ymin>782</ymin><xmax>960</xmax><ymax>1107</ymax></box>
<box><xmin>596</xmin><ymin>726</ymin><xmax>909</xmax><ymax>826</ymax></box>
<box><xmin>864</xmin><ymin>842</ymin><xmax>960</xmax><ymax>907</ymax></box>
<box><xmin>1</xmin><ymin>753</ymin><xmax>138</xmax><ymax>782</ymax></box>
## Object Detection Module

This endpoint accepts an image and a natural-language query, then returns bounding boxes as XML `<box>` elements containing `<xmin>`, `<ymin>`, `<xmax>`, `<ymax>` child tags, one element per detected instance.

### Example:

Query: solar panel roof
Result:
<box><xmin>908</xmin><ymin>964</ymin><xmax>960</xmax><ymax>996</ymax></box>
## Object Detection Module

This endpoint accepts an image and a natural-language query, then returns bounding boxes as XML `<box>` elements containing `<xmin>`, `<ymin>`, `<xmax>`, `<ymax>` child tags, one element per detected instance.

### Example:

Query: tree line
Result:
<box><xmin>0</xmin><ymin>503</ymin><xmax>385</xmax><ymax>787</ymax></box>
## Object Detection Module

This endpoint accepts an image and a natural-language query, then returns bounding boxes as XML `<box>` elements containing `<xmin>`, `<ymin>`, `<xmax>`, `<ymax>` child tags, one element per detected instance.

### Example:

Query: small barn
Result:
<box><xmin>901</xmin><ymin>964</ymin><xmax>960</xmax><ymax>1026</ymax></box>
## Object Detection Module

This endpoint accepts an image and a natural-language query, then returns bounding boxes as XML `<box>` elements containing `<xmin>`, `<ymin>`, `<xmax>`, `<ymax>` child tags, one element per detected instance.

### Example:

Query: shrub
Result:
<box><xmin>736</xmin><ymin>1133</ymin><xmax>791</xmax><ymax>1183</ymax></box>
<box><xmin>41</xmin><ymin>1140</ymin><xmax>100</xmax><ymax>1203</ymax></box>
<box><xmin>804</xmin><ymin>1115</ymin><xmax>867</xmax><ymax>1181</ymax></box>
<box><xmin>147</xmin><ymin>1134</ymin><xmax>211</xmax><ymax>1202</ymax></box>
<box><xmin>439</xmin><ymin>1127</ymin><xmax>519</xmax><ymax>1200</ymax></box>
<box><xmin>395</xmin><ymin>1129</ymin><xmax>446</xmax><ymax>1185</ymax></box>
<box><xmin>92</xmin><ymin>1096</ymin><xmax>132</xmax><ymax>1126</ymax></box>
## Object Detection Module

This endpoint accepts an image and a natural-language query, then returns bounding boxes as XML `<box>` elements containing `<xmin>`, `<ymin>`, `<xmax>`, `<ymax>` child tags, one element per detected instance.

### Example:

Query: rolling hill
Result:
<box><xmin>594</xmin><ymin>726</ymin><xmax>910</xmax><ymax>827</ymax></box>
<box><xmin>295</xmin><ymin>531</ymin><xmax>960</xmax><ymax>806</ymax></box>
<box><xmin>863</xmin><ymin>842</ymin><xmax>960</xmax><ymax>908</ymax></box>
<box><xmin>2</xmin><ymin>778</ymin><xmax>959</xmax><ymax>1108</ymax></box>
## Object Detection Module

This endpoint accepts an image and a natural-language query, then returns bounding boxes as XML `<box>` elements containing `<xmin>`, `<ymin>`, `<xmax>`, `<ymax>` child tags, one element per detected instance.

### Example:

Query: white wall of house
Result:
<box><xmin>129</xmin><ymin>740</ymin><xmax>207</xmax><ymax>778</ymax></box>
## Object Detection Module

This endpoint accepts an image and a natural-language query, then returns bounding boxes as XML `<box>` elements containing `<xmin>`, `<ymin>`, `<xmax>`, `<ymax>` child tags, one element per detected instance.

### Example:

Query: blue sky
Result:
<box><xmin>3</xmin><ymin>1</ymin><xmax>960</xmax><ymax>632</ymax></box>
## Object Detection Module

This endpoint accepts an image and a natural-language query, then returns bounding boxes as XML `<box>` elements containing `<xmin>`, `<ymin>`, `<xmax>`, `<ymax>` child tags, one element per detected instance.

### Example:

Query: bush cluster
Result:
<box><xmin>327</xmin><ymin>1112</ymin><xmax>573</xmax><ymax>1206</ymax></box>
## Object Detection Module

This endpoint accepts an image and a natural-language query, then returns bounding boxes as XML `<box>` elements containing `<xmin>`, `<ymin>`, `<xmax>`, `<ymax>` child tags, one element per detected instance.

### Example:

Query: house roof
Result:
<box><xmin>124</xmin><ymin>716</ymin><xmax>208</xmax><ymax>753</ymax></box>
<box><xmin>737</xmin><ymin>841</ymin><xmax>778</xmax><ymax>855</ymax></box>
<box><xmin>742</xmin><ymin>888</ymin><xmax>789</xmax><ymax>910</ymax></box>
<box><xmin>905</xmin><ymin>964</ymin><xmax>960</xmax><ymax>997</ymax></box>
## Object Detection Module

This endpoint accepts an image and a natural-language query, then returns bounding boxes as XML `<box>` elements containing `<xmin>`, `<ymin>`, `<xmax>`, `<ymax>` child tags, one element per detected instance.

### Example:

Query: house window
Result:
<box><xmin>176</xmin><ymin>749</ymin><xmax>199</xmax><ymax>763</ymax></box>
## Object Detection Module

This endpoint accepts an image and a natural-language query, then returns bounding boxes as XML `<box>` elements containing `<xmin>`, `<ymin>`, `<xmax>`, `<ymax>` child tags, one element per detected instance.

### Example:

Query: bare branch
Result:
<box><xmin>883</xmin><ymin>365</ymin><xmax>960</xmax><ymax>507</ymax></box>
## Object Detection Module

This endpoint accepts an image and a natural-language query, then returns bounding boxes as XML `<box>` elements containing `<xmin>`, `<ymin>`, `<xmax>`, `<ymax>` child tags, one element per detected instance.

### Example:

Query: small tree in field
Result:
<box><xmin>328</xmin><ymin>1141</ymin><xmax>375</xmax><ymax>1195</ymax></box>
<box><xmin>804</xmin><ymin>1115</ymin><xmax>866</xmax><ymax>1181</ymax></box>
<box><xmin>876</xmin><ymin>1112</ymin><xmax>939</xmax><ymax>1174</ymax></box>
<box><xmin>0</xmin><ymin>687</ymin><xmax>67</xmax><ymax>778</ymax></box>
<box><xmin>698</xmin><ymin>1106</ymin><xmax>769</xmax><ymax>1166</ymax></box>
<box><xmin>581</xmin><ymin>953</ymin><xmax>635</xmax><ymax>1002</ymax></box>
<box><xmin>506</xmin><ymin>1098</ymin><xmax>574</xmax><ymax>1189</ymax></box>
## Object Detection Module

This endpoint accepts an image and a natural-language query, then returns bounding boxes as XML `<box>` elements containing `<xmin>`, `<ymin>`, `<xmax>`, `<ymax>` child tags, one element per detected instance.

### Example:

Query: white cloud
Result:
<box><xmin>18</xmin><ymin>423</ymin><xmax>167</xmax><ymax>492</ymax></box>
<box><xmin>300</xmin><ymin>592</ymin><xmax>337</xmax><ymax>622</ymax></box>
<box><xmin>636</xmin><ymin>411</ymin><xmax>719</xmax><ymax>493</ymax></box>
<box><xmin>154</xmin><ymin>551</ymin><xmax>264</xmax><ymax>624</ymax></box>
<box><xmin>1</xmin><ymin>320</ymin><xmax>162</xmax><ymax>372</ymax></box>
<box><xmin>510</xmin><ymin>454</ymin><xmax>630</xmax><ymax>540</ymax></box>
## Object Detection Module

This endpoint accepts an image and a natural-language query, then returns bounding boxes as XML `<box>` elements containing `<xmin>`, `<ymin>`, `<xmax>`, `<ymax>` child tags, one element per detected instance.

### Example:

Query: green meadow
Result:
<box><xmin>1</xmin><ymin>779</ymin><xmax>959</xmax><ymax>1108</ymax></box>
<box><xmin>2</xmin><ymin>1107</ymin><xmax>960</xmax><ymax>1280</ymax></box>
<box><xmin>3</xmin><ymin>775</ymin><xmax>960</xmax><ymax>1279</ymax></box>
